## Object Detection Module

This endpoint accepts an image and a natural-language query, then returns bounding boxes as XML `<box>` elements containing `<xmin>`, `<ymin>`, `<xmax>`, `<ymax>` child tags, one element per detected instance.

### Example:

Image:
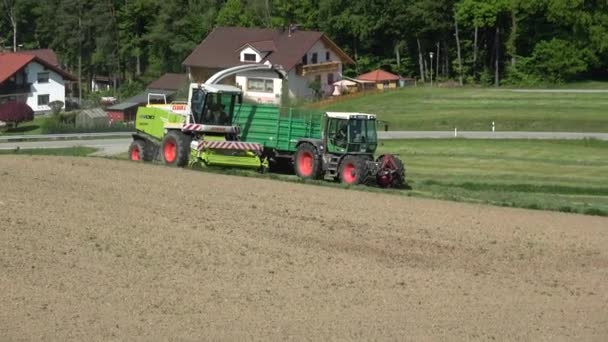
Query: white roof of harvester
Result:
<box><xmin>191</xmin><ymin>83</ymin><xmax>243</xmax><ymax>94</ymax></box>
<box><xmin>326</xmin><ymin>112</ymin><xmax>377</xmax><ymax>120</ymax></box>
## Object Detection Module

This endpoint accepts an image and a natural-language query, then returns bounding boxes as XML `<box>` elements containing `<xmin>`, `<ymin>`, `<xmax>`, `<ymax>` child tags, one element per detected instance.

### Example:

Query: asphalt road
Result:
<box><xmin>1</xmin><ymin>131</ymin><xmax>607</xmax><ymax>156</ymax></box>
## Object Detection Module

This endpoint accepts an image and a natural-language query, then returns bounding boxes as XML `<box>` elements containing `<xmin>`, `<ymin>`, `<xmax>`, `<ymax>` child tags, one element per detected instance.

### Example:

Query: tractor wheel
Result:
<box><xmin>162</xmin><ymin>130</ymin><xmax>191</xmax><ymax>167</ymax></box>
<box><xmin>294</xmin><ymin>143</ymin><xmax>322</xmax><ymax>179</ymax></box>
<box><xmin>375</xmin><ymin>154</ymin><xmax>406</xmax><ymax>188</ymax></box>
<box><xmin>129</xmin><ymin>139</ymin><xmax>155</xmax><ymax>162</ymax></box>
<box><xmin>338</xmin><ymin>156</ymin><xmax>370</xmax><ymax>185</ymax></box>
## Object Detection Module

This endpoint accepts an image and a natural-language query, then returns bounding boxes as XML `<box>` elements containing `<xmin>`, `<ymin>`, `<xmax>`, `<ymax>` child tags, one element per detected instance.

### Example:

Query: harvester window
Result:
<box><xmin>191</xmin><ymin>88</ymin><xmax>205</xmax><ymax>123</ymax></box>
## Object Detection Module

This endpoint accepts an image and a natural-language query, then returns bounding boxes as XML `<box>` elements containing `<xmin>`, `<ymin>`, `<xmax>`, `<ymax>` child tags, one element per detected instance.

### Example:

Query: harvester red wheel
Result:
<box><xmin>338</xmin><ymin>156</ymin><xmax>369</xmax><ymax>185</ymax></box>
<box><xmin>294</xmin><ymin>143</ymin><xmax>321</xmax><ymax>179</ymax></box>
<box><xmin>162</xmin><ymin>130</ymin><xmax>191</xmax><ymax>167</ymax></box>
<box><xmin>375</xmin><ymin>154</ymin><xmax>406</xmax><ymax>188</ymax></box>
<box><xmin>128</xmin><ymin>139</ymin><xmax>154</xmax><ymax>162</ymax></box>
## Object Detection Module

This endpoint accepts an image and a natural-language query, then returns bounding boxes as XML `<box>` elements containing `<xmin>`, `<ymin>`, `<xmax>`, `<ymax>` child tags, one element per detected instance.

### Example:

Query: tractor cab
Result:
<box><xmin>187</xmin><ymin>84</ymin><xmax>243</xmax><ymax>126</ymax></box>
<box><xmin>324</xmin><ymin>112</ymin><xmax>378</xmax><ymax>154</ymax></box>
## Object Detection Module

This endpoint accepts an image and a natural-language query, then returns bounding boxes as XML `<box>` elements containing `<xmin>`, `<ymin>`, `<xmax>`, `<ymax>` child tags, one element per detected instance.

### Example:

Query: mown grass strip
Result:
<box><xmin>0</xmin><ymin>146</ymin><xmax>97</xmax><ymax>156</ymax></box>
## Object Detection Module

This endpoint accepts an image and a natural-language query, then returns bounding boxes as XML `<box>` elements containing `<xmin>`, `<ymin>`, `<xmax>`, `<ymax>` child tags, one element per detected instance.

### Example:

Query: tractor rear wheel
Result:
<box><xmin>294</xmin><ymin>143</ymin><xmax>322</xmax><ymax>179</ymax></box>
<box><xmin>162</xmin><ymin>130</ymin><xmax>191</xmax><ymax>167</ymax></box>
<box><xmin>128</xmin><ymin>139</ymin><xmax>154</xmax><ymax>162</ymax></box>
<box><xmin>339</xmin><ymin>156</ymin><xmax>370</xmax><ymax>185</ymax></box>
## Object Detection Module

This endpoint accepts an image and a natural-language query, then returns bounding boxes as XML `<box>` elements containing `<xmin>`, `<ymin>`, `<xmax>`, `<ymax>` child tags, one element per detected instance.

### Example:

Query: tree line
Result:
<box><xmin>1</xmin><ymin>0</ymin><xmax>607</xmax><ymax>99</ymax></box>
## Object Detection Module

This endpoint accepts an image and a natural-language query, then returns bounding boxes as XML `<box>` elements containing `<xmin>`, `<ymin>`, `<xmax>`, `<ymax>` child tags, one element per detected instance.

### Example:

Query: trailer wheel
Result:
<box><xmin>294</xmin><ymin>143</ymin><xmax>321</xmax><ymax>179</ymax></box>
<box><xmin>375</xmin><ymin>154</ymin><xmax>407</xmax><ymax>188</ymax></box>
<box><xmin>339</xmin><ymin>156</ymin><xmax>369</xmax><ymax>185</ymax></box>
<box><xmin>162</xmin><ymin>130</ymin><xmax>191</xmax><ymax>167</ymax></box>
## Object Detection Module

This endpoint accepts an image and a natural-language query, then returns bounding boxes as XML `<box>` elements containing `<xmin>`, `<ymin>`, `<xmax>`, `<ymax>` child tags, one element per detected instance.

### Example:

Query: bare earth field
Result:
<box><xmin>1</xmin><ymin>156</ymin><xmax>607</xmax><ymax>341</ymax></box>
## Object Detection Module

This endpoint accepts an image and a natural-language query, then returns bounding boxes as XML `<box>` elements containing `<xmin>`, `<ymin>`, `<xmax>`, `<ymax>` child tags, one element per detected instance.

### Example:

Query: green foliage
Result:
<box><xmin>49</xmin><ymin>101</ymin><xmax>64</xmax><ymax>115</ymax></box>
<box><xmin>529</xmin><ymin>39</ymin><xmax>589</xmax><ymax>83</ymax></box>
<box><xmin>118</xmin><ymin>81</ymin><xmax>145</xmax><ymax>100</ymax></box>
<box><xmin>0</xmin><ymin>0</ymin><xmax>607</xmax><ymax>89</ymax></box>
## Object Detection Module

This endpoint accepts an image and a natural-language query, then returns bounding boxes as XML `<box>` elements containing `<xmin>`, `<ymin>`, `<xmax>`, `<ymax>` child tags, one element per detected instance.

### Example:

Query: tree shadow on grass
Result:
<box><xmin>4</xmin><ymin>125</ymin><xmax>40</xmax><ymax>134</ymax></box>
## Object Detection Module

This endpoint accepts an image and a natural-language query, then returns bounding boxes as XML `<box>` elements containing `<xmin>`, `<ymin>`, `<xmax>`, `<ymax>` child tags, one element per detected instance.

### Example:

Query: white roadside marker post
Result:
<box><xmin>492</xmin><ymin>121</ymin><xmax>495</xmax><ymax>132</ymax></box>
<box><xmin>454</xmin><ymin>127</ymin><xmax>458</xmax><ymax>137</ymax></box>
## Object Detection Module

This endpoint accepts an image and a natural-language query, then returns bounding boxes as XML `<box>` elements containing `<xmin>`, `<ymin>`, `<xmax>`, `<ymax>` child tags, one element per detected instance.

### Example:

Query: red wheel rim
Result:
<box><xmin>298</xmin><ymin>151</ymin><xmax>314</xmax><ymax>176</ymax></box>
<box><xmin>342</xmin><ymin>163</ymin><xmax>357</xmax><ymax>184</ymax></box>
<box><xmin>130</xmin><ymin>146</ymin><xmax>140</xmax><ymax>161</ymax></box>
<box><xmin>164</xmin><ymin>141</ymin><xmax>176</xmax><ymax>163</ymax></box>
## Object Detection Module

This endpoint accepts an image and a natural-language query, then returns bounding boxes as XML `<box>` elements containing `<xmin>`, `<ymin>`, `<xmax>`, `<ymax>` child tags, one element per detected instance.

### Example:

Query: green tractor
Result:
<box><xmin>292</xmin><ymin>112</ymin><xmax>406</xmax><ymax>188</ymax></box>
<box><xmin>233</xmin><ymin>106</ymin><xmax>407</xmax><ymax>188</ymax></box>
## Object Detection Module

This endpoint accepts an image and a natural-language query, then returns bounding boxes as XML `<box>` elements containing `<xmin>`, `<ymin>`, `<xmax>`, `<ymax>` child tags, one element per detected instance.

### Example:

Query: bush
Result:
<box><xmin>0</xmin><ymin>101</ymin><xmax>34</xmax><ymax>128</ymax></box>
<box><xmin>530</xmin><ymin>39</ymin><xmax>589</xmax><ymax>83</ymax></box>
<box><xmin>49</xmin><ymin>100</ymin><xmax>64</xmax><ymax>115</ymax></box>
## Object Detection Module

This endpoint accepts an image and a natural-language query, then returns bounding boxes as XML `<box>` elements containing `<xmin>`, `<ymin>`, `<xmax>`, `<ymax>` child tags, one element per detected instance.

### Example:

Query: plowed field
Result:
<box><xmin>1</xmin><ymin>156</ymin><xmax>607</xmax><ymax>341</ymax></box>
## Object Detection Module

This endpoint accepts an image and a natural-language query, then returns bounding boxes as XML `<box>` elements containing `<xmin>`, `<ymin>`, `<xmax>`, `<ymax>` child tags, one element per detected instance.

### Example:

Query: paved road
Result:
<box><xmin>0</xmin><ymin>138</ymin><xmax>132</xmax><ymax>156</ymax></box>
<box><xmin>1</xmin><ymin>131</ymin><xmax>607</xmax><ymax>156</ymax></box>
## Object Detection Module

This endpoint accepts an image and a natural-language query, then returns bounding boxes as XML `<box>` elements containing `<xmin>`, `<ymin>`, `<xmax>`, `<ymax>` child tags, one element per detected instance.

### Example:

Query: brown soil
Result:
<box><xmin>1</xmin><ymin>156</ymin><xmax>607</xmax><ymax>341</ymax></box>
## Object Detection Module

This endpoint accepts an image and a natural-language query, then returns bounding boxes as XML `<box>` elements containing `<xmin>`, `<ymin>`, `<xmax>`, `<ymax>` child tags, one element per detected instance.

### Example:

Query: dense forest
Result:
<box><xmin>2</xmin><ymin>0</ymin><xmax>607</xmax><ymax>98</ymax></box>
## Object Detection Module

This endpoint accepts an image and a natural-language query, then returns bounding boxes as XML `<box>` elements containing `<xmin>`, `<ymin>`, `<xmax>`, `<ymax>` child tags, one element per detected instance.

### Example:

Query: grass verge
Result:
<box><xmin>0</xmin><ymin>146</ymin><xmax>98</xmax><ymax>156</ymax></box>
<box><xmin>322</xmin><ymin>87</ymin><xmax>608</xmax><ymax>132</ymax></box>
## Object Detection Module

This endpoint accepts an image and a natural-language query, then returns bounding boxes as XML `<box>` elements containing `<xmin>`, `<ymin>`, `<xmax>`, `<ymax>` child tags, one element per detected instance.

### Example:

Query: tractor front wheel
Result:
<box><xmin>339</xmin><ymin>156</ymin><xmax>369</xmax><ymax>185</ymax></box>
<box><xmin>294</xmin><ymin>143</ymin><xmax>321</xmax><ymax>179</ymax></box>
<box><xmin>375</xmin><ymin>154</ymin><xmax>406</xmax><ymax>188</ymax></box>
<box><xmin>162</xmin><ymin>130</ymin><xmax>191</xmax><ymax>167</ymax></box>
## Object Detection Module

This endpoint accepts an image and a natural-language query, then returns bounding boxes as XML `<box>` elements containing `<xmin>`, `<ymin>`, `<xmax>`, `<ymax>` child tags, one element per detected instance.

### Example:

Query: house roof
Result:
<box><xmin>23</xmin><ymin>49</ymin><xmax>59</xmax><ymax>66</ymax></box>
<box><xmin>245</xmin><ymin>40</ymin><xmax>277</xmax><ymax>52</ymax></box>
<box><xmin>357</xmin><ymin>69</ymin><xmax>401</xmax><ymax>82</ymax></box>
<box><xmin>183</xmin><ymin>26</ymin><xmax>354</xmax><ymax>71</ymax></box>
<box><xmin>107</xmin><ymin>89</ymin><xmax>176</xmax><ymax>111</ymax></box>
<box><xmin>0</xmin><ymin>52</ymin><xmax>77</xmax><ymax>85</ymax></box>
<box><xmin>147</xmin><ymin>73</ymin><xmax>188</xmax><ymax>91</ymax></box>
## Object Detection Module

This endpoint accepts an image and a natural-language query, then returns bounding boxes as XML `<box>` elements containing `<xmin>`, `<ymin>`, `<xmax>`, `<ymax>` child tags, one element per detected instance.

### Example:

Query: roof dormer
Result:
<box><xmin>238</xmin><ymin>40</ymin><xmax>277</xmax><ymax>63</ymax></box>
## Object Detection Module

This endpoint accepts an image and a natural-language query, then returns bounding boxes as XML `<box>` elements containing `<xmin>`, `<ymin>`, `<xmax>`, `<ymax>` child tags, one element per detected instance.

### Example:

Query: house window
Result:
<box><xmin>247</xmin><ymin>78</ymin><xmax>274</xmax><ymax>93</ymax></box>
<box><xmin>243</xmin><ymin>53</ymin><xmax>257</xmax><ymax>62</ymax></box>
<box><xmin>38</xmin><ymin>94</ymin><xmax>50</xmax><ymax>106</ymax></box>
<box><xmin>37</xmin><ymin>72</ymin><xmax>49</xmax><ymax>83</ymax></box>
<box><xmin>302</xmin><ymin>54</ymin><xmax>308</xmax><ymax>65</ymax></box>
<box><xmin>311</xmin><ymin>52</ymin><xmax>318</xmax><ymax>64</ymax></box>
<box><xmin>326</xmin><ymin>51</ymin><xmax>331</xmax><ymax>62</ymax></box>
<box><xmin>327</xmin><ymin>73</ymin><xmax>334</xmax><ymax>85</ymax></box>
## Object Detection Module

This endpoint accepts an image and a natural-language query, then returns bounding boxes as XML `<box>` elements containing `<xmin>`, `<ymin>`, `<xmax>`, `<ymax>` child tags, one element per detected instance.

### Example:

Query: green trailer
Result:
<box><xmin>234</xmin><ymin>104</ymin><xmax>406</xmax><ymax>188</ymax></box>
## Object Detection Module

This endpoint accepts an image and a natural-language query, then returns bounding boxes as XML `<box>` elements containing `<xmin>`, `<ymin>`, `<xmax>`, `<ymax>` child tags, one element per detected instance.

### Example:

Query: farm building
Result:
<box><xmin>356</xmin><ymin>69</ymin><xmax>402</xmax><ymax>90</ymax></box>
<box><xmin>106</xmin><ymin>73</ymin><xmax>187</xmax><ymax>123</ymax></box>
<box><xmin>75</xmin><ymin>108</ymin><xmax>109</xmax><ymax>128</ymax></box>
<box><xmin>182</xmin><ymin>26</ymin><xmax>355</xmax><ymax>104</ymax></box>
<box><xmin>0</xmin><ymin>49</ymin><xmax>76</xmax><ymax>113</ymax></box>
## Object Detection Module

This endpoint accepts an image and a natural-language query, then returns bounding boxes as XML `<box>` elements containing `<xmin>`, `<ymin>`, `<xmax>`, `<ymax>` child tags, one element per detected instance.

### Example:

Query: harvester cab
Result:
<box><xmin>293</xmin><ymin>112</ymin><xmax>406</xmax><ymax>188</ymax></box>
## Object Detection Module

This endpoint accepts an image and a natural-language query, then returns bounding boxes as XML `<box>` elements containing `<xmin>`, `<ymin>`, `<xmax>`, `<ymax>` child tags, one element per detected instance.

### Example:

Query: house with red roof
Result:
<box><xmin>182</xmin><ymin>26</ymin><xmax>355</xmax><ymax>104</ymax></box>
<box><xmin>356</xmin><ymin>69</ymin><xmax>403</xmax><ymax>90</ymax></box>
<box><xmin>0</xmin><ymin>49</ymin><xmax>76</xmax><ymax>113</ymax></box>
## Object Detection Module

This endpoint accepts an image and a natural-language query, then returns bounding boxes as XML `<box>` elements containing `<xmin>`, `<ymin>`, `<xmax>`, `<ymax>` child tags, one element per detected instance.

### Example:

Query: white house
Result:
<box><xmin>0</xmin><ymin>50</ymin><xmax>76</xmax><ymax>113</ymax></box>
<box><xmin>182</xmin><ymin>26</ymin><xmax>355</xmax><ymax>104</ymax></box>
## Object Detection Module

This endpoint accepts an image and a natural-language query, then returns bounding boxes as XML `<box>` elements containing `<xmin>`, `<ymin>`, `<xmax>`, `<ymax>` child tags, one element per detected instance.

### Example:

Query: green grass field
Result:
<box><xmin>323</xmin><ymin>87</ymin><xmax>608</xmax><ymax>132</ymax></box>
<box><xmin>0</xmin><ymin>146</ymin><xmax>97</xmax><ymax>156</ymax></box>
<box><xmin>377</xmin><ymin>139</ymin><xmax>608</xmax><ymax>216</ymax></box>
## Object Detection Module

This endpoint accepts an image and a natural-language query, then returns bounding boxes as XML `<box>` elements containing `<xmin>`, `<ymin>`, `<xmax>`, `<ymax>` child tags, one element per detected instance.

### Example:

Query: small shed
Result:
<box><xmin>75</xmin><ymin>108</ymin><xmax>109</xmax><ymax>128</ymax></box>
<box><xmin>356</xmin><ymin>69</ymin><xmax>401</xmax><ymax>90</ymax></box>
<box><xmin>106</xmin><ymin>89</ymin><xmax>176</xmax><ymax>123</ymax></box>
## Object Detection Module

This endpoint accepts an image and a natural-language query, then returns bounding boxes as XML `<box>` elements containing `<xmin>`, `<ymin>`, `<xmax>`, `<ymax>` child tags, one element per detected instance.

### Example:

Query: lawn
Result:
<box><xmin>321</xmin><ymin>87</ymin><xmax>608</xmax><ymax>132</ymax></box>
<box><xmin>0</xmin><ymin>116</ymin><xmax>46</xmax><ymax>135</ymax></box>
<box><xmin>377</xmin><ymin>139</ymin><xmax>608</xmax><ymax>216</ymax></box>
<box><xmin>0</xmin><ymin>146</ymin><xmax>97</xmax><ymax>156</ymax></box>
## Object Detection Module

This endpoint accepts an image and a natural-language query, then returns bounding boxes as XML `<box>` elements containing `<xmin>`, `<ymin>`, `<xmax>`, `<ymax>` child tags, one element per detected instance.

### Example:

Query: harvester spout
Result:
<box><xmin>204</xmin><ymin>63</ymin><xmax>287</xmax><ymax>85</ymax></box>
